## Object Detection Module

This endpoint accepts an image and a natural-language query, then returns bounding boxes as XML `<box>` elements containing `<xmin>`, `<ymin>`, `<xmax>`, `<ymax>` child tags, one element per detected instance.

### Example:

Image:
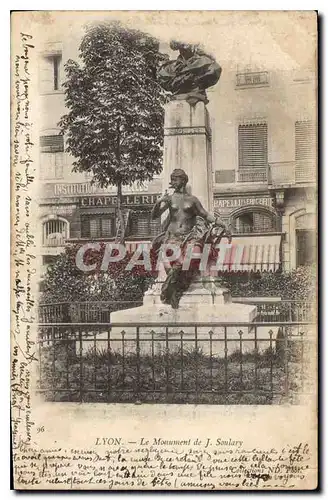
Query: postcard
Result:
<box><xmin>11</xmin><ymin>10</ymin><xmax>317</xmax><ymax>490</ymax></box>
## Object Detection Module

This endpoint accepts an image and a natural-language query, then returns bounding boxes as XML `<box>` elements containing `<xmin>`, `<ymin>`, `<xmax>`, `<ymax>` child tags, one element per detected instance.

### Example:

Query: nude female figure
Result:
<box><xmin>151</xmin><ymin>168</ymin><xmax>231</xmax><ymax>308</ymax></box>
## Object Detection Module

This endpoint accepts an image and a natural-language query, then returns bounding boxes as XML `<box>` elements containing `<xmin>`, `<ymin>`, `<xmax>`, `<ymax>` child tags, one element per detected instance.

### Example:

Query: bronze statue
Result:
<box><xmin>158</xmin><ymin>41</ymin><xmax>222</xmax><ymax>105</ymax></box>
<box><xmin>151</xmin><ymin>169</ymin><xmax>231</xmax><ymax>309</ymax></box>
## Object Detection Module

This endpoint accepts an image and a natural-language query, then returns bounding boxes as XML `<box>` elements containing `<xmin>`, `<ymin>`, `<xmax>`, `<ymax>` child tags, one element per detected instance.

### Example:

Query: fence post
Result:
<box><xmin>288</xmin><ymin>302</ymin><xmax>292</xmax><ymax>322</ymax></box>
<box><xmin>224</xmin><ymin>326</ymin><xmax>228</xmax><ymax>394</ymax></box>
<box><xmin>180</xmin><ymin>330</ymin><xmax>184</xmax><ymax>391</ymax></box>
<box><xmin>165</xmin><ymin>326</ymin><xmax>169</xmax><ymax>400</ymax></box>
<box><xmin>254</xmin><ymin>326</ymin><xmax>258</xmax><ymax>392</ymax></box>
<box><xmin>209</xmin><ymin>330</ymin><xmax>213</xmax><ymax>392</ymax></box>
<box><xmin>107</xmin><ymin>327</ymin><xmax>111</xmax><ymax>402</ymax></box>
<box><xmin>284</xmin><ymin>326</ymin><xmax>289</xmax><ymax>401</ymax></box>
<box><xmin>121</xmin><ymin>330</ymin><xmax>126</xmax><ymax>387</ymax></box>
<box><xmin>276</xmin><ymin>327</ymin><xmax>285</xmax><ymax>366</ymax></box>
<box><xmin>136</xmin><ymin>326</ymin><xmax>141</xmax><ymax>402</ymax></box>
<box><xmin>269</xmin><ymin>329</ymin><xmax>274</xmax><ymax>395</ymax></box>
<box><xmin>151</xmin><ymin>330</ymin><xmax>155</xmax><ymax>391</ymax></box>
<box><xmin>238</xmin><ymin>330</ymin><xmax>243</xmax><ymax>389</ymax></box>
<box><xmin>195</xmin><ymin>325</ymin><xmax>199</xmax><ymax>403</ymax></box>
<box><xmin>79</xmin><ymin>326</ymin><xmax>83</xmax><ymax>403</ymax></box>
<box><xmin>300</xmin><ymin>330</ymin><xmax>305</xmax><ymax>393</ymax></box>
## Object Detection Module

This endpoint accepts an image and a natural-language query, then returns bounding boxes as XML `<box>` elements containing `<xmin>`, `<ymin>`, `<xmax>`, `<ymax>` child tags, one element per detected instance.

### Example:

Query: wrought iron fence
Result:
<box><xmin>37</xmin><ymin>321</ymin><xmax>315</xmax><ymax>405</ymax></box>
<box><xmin>38</xmin><ymin>300</ymin><xmax>315</xmax><ymax>324</ymax></box>
<box><xmin>38</xmin><ymin>301</ymin><xmax>143</xmax><ymax>324</ymax></box>
<box><xmin>237</xmin><ymin>300</ymin><xmax>315</xmax><ymax>323</ymax></box>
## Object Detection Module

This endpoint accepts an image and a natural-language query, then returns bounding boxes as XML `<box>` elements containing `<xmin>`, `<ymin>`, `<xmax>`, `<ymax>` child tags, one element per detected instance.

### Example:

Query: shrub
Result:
<box><xmin>217</xmin><ymin>265</ymin><xmax>316</xmax><ymax>300</ymax></box>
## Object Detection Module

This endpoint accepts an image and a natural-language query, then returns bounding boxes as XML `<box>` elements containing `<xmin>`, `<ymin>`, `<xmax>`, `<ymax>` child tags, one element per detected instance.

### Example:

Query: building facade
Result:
<box><xmin>38</xmin><ymin>39</ymin><xmax>317</xmax><ymax>275</ymax></box>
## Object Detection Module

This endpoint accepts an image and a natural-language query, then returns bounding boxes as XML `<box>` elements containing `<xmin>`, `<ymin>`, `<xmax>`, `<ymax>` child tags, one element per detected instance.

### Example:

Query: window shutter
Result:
<box><xmin>39</xmin><ymin>57</ymin><xmax>54</xmax><ymax>93</ymax></box>
<box><xmin>295</xmin><ymin>121</ymin><xmax>316</xmax><ymax>162</ymax></box>
<box><xmin>81</xmin><ymin>217</ymin><xmax>90</xmax><ymax>238</ymax></box>
<box><xmin>54</xmin><ymin>152</ymin><xmax>64</xmax><ymax>178</ymax></box>
<box><xmin>53</xmin><ymin>55</ymin><xmax>62</xmax><ymax>91</ymax></box>
<box><xmin>295</xmin><ymin>121</ymin><xmax>316</xmax><ymax>181</ymax></box>
<box><xmin>39</xmin><ymin>54</ymin><xmax>62</xmax><ymax>93</ymax></box>
<box><xmin>101</xmin><ymin>218</ymin><xmax>114</xmax><ymax>237</ymax></box>
<box><xmin>149</xmin><ymin>217</ymin><xmax>161</xmax><ymax>237</ymax></box>
<box><xmin>136</xmin><ymin>213</ymin><xmax>149</xmax><ymax>238</ymax></box>
<box><xmin>129</xmin><ymin>210</ymin><xmax>160</xmax><ymax>238</ymax></box>
<box><xmin>89</xmin><ymin>219</ymin><xmax>100</xmax><ymax>238</ymax></box>
<box><xmin>40</xmin><ymin>135</ymin><xmax>64</xmax><ymax>153</ymax></box>
<box><xmin>238</xmin><ymin>123</ymin><xmax>268</xmax><ymax>168</ymax></box>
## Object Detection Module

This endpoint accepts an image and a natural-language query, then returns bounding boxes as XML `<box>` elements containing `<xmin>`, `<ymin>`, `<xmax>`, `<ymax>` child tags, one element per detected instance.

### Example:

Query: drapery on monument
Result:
<box><xmin>158</xmin><ymin>40</ymin><xmax>222</xmax><ymax>105</ymax></box>
<box><xmin>151</xmin><ymin>169</ymin><xmax>232</xmax><ymax>309</ymax></box>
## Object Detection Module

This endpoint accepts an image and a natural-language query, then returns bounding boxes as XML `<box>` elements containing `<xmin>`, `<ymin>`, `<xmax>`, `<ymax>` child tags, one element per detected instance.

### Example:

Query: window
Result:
<box><xmin>233</xmin><ymin>211</ymin><xmax>276</xmax><ymax>234</ymax></box>
<box><xmin>43</xmin><ymin>219</ymin><xmax>68</xmax><ymax>246</ymax></box>
<box><xmin>81</xmin><ymin>215</ymin><xmax>115</xmax><ymax>239</ymax></box>
<box><xmin>238</xmin><ymin>123</ymin><xmax>268</xmax><ymax>167</ymax></box>
<box><xmin>238</xmin><ymin>123</ymin><xmax>268</xmax><ymax>182</ymax></box>
<box><xmin>42</xmin><ymin>255</ymin><xmax>58</xmax><ymax>266</ymax></box>
<box><xmin>40</xmin><ymin>135</ymin><xmax>65</xmax><ymax>180</ymax></box>
<box><xmin>296</xmin><ymin>230</ymin><xmax>316</xmax><ymax>267</ymax></box>
<box><xmin>295</xmin><ymin>121</ymin><xmax>316</xmax><ymax>182</ymax></box>
<box><xmin>39</xmin><ymin>54</ymin><xmax>62</xmax><ymax>93</ymax></box>
<box><xmin>129</xmin><ymin>210</ymin><xmax>161</xmax><ymax>238</ymax></box>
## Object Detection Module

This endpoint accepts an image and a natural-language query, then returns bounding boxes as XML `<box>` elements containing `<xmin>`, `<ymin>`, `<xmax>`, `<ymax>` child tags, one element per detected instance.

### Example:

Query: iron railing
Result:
<box><xmin>37</xmin><ymin>321</ymin><xmax>315</xmax><ymax>405</ymax></box>
<box><xmin>234</xmin><ymin>300</ymin><xmax>315</xmax><ymax>323</ymax></box>
<box><xmin>232</xmin><ymin>225</ymin><xmax>278</xmax><ymax>234</ymax></box>
<box><xmin>38</xmin><ymin>301</ymin><xmax>143</xmax><ymax>324</ymax></box>
<box><xmin>38</xmin><ymin>300</ymin><xmax>315</xmax><ymax>324</ymax></box>
<box><xmin>269</xmin><ymin>161</ymin><xmax>316</xmax><ymax>186</ymax></box>
<box><xmin>238</xmin><ymin>167</ymin><xmax>268</xmax><ymax>183</ymax></box>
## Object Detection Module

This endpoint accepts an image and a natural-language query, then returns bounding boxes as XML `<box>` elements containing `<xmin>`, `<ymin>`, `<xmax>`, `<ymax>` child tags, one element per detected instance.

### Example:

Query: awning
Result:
<box><xmin>216</xmin><ymin>235</ymin><xmax>281</xmax><ymax>272</ymax></box>
<box><xmin>80</xmin><ymin>207</ymin><xmax>116</xmax><ymax>215</ymax></box>
<box><xmin>124</xmin><ymin>235</ymin><xmax>281</xmax><ymax>272</ymax></box>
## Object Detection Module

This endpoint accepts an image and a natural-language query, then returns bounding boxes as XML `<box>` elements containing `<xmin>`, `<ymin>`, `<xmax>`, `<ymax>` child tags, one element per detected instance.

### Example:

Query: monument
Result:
<box><xmin>110</xmin><ymin>41</ymin><xmax>257</xmax><ymax>355</ymax></box>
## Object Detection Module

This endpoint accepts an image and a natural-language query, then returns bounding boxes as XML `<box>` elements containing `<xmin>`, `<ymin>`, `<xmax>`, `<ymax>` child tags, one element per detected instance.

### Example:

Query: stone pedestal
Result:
<box><xmin>163</xmin><ymin>100</ymin><xmax>213</xmax><ymax>211</ymax></box>
<box><xmin>109</xmin><ymin>284</ymin><xmax>258</xmax><ymax>357</ymax></box>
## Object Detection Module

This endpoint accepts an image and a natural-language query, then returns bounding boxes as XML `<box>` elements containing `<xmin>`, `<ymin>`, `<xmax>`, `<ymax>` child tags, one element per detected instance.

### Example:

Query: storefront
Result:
<box><xmin>39</xmin><ymin>182</ymin><xmax>315</xmax><ymax>274</ymax></box>
<box><xmin>38</xmin><ymin>181</ymin><xmax>162</xmax><ymax>272</ymax></box>
<box><xmin>279</xmin><ymin>188</ymin><xmax>317</xmax><ymax>271</ymax></box>
<box><xmin>213</xmin><ymin>192</ymin><xmax>282</xmax><ymax>272</ymax></box>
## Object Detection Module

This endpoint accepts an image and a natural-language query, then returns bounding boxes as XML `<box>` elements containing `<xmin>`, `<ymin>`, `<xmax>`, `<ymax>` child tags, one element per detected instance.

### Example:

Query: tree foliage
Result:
<box><xmin>40</xmin><ymin>244</ymin><xmax>155</xmax><ymax>304</ymax></box>
<box><xmin>59</xmin><ymin>21</ymin><xmax>168</xmax><ymax>239</ymax></box>
<box><xmin>218</xmin><ymin>265</ymin><xmax>316</xmax><ymax>300</ymax></box>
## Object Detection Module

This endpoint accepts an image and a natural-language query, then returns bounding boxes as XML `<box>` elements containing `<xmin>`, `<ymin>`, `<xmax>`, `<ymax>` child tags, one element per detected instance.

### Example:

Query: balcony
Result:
<box><xmin>238</xmin><ymin>167</ymin><xmax>268</xmax><ymax>183</ymax></box>
<box><xmin>232</xmin><ymin>225</ymin><xmax>278</xmax><ymax>235</ymax></box>
<box><xmin>43</xmin><ymin>234</ymin><xmax>66</xmax><ymax>247</ymax></box>
<box><xmin>269</xmin><ymin>161</ymin><xmax>316</xmax><ymax>187</ymax></box>
<box><xmin>236</xmin><ymin>71</ymin><xmax>269</xmax><ymax>88</ymax></box>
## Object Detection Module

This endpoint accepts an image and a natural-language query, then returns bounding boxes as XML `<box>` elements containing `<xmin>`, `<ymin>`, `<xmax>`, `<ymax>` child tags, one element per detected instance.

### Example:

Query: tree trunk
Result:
<box><xmin>115</xmin><ymin>119</ymin><xmax>125</xmax><ymax>245</ymax></box>
<box><xmin>116</xmin><ymin>180</ymin><xmax>125</xmax><ymax>244</ymax></box>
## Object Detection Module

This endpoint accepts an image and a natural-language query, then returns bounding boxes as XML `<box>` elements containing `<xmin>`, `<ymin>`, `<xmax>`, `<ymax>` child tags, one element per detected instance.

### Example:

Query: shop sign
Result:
<box><xmin>214</xmin><ymin>196</ymin><xmax>274</xmax><ymax>210</ymax></box>
<box><xmin>80</xmin><ymin>194</ymin><xmax>161</xmax><ymax>207</ymax></box>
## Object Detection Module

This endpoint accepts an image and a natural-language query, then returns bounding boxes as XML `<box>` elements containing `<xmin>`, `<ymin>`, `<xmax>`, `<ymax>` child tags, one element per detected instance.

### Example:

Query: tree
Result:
<box><xmin>59</xmin><ymin>21</ymin><xmax>167</xmax><ymax>241</ymax></box>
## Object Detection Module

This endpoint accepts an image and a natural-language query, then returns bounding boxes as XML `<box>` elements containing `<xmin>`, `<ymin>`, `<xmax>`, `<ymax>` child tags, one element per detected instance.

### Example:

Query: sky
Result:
<box><xmin>35</xmin><ymin>11</ymin><xmax>316</xmax><ymax>73</ymax></box>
